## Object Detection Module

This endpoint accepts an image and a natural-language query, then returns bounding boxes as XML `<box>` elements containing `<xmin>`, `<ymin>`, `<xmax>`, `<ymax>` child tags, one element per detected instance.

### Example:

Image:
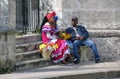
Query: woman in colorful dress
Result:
<box><xmin>39</xmin><ymin>11</ymin><xmax>73</xmax><ymax>64</ymax></box>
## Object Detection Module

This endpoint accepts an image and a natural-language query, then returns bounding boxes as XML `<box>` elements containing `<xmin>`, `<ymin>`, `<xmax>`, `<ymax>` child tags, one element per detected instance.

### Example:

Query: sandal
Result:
<box><xmin>61</xmin><ymin>60</ymin><xmax>66</xmax><ymax>64</ymax></box>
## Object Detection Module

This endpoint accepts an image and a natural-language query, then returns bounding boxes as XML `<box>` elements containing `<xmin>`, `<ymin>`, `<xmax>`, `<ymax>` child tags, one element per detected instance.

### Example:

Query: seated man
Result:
<box><xmin>65</xmin><ymin>16</ymin><xmax>100</xmax><ymax>64</ymax></box>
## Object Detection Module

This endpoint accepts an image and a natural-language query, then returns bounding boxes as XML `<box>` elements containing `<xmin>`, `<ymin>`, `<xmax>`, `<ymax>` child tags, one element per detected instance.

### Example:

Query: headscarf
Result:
<box><xmin>40</xmin><ymin>11</ymin><xmax>56</xmax><ymax>32</ymax></box>
<box><xmin>46</xmin><ymin>11</ymin><xmax>56</xmax><ymax>20</ymax></box>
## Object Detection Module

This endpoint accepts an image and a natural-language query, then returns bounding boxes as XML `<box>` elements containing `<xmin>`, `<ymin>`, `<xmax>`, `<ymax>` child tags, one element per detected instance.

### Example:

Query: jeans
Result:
<box><xmin>67</xmin><ymin>39</ymin><xmax>100</xmax><ymax>62</ymax></box>
<box><xmin>66</xmin><ymin>41</ymin><xmax>73</xmax><ymax>53</ymax></box>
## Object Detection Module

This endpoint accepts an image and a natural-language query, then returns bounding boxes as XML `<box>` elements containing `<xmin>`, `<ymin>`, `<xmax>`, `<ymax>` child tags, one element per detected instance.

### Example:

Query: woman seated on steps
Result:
<box><xmin>39</xmin><ymin>11</ymin><xmax>73</xmax><ymax>64</ymax></box>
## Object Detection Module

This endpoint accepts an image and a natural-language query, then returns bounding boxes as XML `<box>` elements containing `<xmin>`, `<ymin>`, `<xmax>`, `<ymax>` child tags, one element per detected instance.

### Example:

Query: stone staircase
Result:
<box><xmin>15</xmin><ymin>34</ymin><xmax>51</xmax><ymax>70</ymax></box>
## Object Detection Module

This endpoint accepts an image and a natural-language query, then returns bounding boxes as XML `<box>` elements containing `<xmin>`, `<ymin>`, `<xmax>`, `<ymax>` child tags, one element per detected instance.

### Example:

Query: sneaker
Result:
<box><xmin>74</xmin><ymin>59</ymin><xmax>80</xmax><ymax>64</ymax></box>
<box><xmin>73</xmin><ymin>58</ymin><xmax>77</xmax><ymax>61</ymax></box>
<box><xmin>74</xmin><ymin>60</ymin><xmax>80</xmax><ymax>64</ymax></box>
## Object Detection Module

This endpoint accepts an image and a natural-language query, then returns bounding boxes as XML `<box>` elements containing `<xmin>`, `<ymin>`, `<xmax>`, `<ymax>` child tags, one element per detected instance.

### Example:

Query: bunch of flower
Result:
<box><xmin>39</xmin><ymin>42</ymin><xmax>58</xmax><ymax>52</ymax></box>
<box><xmin>59</xmin><ymin>31</ymin><xmax>71</xmax><ymax>40</ymax></box>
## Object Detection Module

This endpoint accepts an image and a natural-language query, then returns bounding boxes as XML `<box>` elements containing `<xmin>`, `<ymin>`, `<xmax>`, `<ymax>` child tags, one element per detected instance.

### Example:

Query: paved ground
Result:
<box><xmin>0</xmin><ymin>61</ymin><xmax>120</xmax><ymax>79</ymax></box>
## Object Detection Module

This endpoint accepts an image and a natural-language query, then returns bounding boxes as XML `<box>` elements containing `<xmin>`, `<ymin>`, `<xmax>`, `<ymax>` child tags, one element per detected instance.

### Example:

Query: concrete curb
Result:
<box><xmin>28</xmin><ymin>69</ymin><xmax>120</xmax><ymax>79</ymax></box>
<box><xmin>0</xmin><ymin>61</ymin><xmax>120</xmax><ymax>79</ymax></box>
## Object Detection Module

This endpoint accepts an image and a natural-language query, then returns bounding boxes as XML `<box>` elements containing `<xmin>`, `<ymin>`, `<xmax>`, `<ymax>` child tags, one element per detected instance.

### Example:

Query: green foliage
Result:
<box><xmin>32</xmin><ymin>26</ymin><xmax>40</xmax><ymax>34</ymax></box>
<box><xmin>15</xmin><ymin>30</ymin><xmax>24</xmax><ymax>36</ymax></box>
<box><xmin>0</xmin><ymin>68</ymin><xmax>12</xmax><ymax>74</ymax></box>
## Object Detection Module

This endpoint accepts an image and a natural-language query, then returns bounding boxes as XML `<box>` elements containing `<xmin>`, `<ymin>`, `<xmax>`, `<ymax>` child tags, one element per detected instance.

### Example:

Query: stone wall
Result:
<box><xmin>8</xmin><ymin>0</ymin><xmax>16</xmax><ymax>28</ymax></box>
<box><xmin>61</xmin><ymin>0</ymin><xmax>120</xmax><ymax>61</ymax></box>
<box><xmin>0</xmin><ymin>0</ymin><xmax>9</xmax><ymax>27</ymax></box>
<box><xmin>0</xmin><ymin>26</ymin><xmax>16</xmax><ymax>70</ymax></box>
<box><xmin>88</xmin><ymin>30</ymin><xmax>120</xmax><ymax>61</ymax></box>
<box><xmin>39</xmin><ymin>0</ymin><xmax>62</xmax><ymax>29</ymax></box>
<box><xmin>0</xmin><ymin>0</ymin><xmax>16</xmax><ymax>28</ymax></box>
<box><xmin>38</xmin><ymin>0</ymin><xmax>120</xmax><ymax>61</ymax></box>
<box><xmin>62</xmin><ymin>0</ymin><xmax>120</xmax><ymax>30</ymax></box>
<box><xmin>0</xmin><ymin>0</ymin><xmax>16</xmax><ymax>71</ymax></box>
<box><xmin>39</xmin><ymin>0</ymin><xmax>53</xmax><ymax>25</ymax></box>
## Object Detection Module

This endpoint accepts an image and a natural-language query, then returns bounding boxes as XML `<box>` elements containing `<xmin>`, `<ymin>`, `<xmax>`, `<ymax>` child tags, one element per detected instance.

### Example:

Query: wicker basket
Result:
<box><xmin>42</xmin><ymin>47</ymin><xmax>52</xmax><ymax>59</ymax></box>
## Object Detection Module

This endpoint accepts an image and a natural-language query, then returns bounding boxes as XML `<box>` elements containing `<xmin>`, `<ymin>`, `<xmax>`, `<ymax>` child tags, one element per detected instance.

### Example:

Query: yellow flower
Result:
<box><xmin>39</xmin><ymin>44</ymin><xmax>46</xmax><ymax>50</ymax></box>
<box><xmin>60</xmin><ymin>32</ymin><xmax>71</xmax><ymax>39</ymax></box>
<box><xmin>52</xmin><ymin>44</ymin><xmax>58</xmax><ymax>50</ymax></box>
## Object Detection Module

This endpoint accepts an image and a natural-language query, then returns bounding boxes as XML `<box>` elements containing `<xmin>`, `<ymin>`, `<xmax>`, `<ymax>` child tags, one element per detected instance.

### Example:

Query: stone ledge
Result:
<box><xmin>16</xmin><ymin>33</ymin><xmax>41</xmax><ymax>38</ymax></box>
<box><xmin>88</xmin><ymin>30</ymin><xmax>120</xmax><ymax>37</ymax></box>
<box><xmin>0</xmin><ymin>26</ymin><xmax>16</xmax><ymax>35</ymax></box>
<box><xmin>60</xmin><ymin>29</ymin><xmax>120</xmax><ymax>38</ymax></box>
<box><xmin>42</xmin><ymin>71</ymin><xmax>120</xmax><ymax>79</ymax></box>
<box><xmin>16</xmin><ymin>34</ymin><xmax>41</xmax><ymax>44</ymax></box>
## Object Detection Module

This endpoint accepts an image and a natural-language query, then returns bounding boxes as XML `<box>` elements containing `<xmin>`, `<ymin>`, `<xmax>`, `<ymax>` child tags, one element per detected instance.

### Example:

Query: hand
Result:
<box><xmin>75</xmin><ymin>36</ymin><xmax>84</xmax><ymax>40</ymax></box>
<box><xmin>79</xmin><ymin>36</ymin><xmax>84</xmax><ymax>40</ymax></box>
<box><xmin>74</xmin><ymin>36</ymin><xmax>80</xmax><ymax>40</ymax></box>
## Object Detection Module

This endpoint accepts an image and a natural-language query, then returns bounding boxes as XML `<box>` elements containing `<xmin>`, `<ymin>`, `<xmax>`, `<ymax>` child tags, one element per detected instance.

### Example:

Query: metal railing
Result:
<box><xmin>16</xmin><ymin>0</ymin><xmax>40</xmax><ymax>34</ymax></box>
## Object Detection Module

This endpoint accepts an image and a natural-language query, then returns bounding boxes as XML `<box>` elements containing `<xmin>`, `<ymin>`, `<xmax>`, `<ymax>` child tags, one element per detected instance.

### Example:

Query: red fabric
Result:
<box><xmin>46</xmin><ymin>11</ymin><xmax>56</xmax><ymax>20</ymax></box>
<box><xmin>42</xmin><ymin>32</ymin><xmax>50</xmax><ymax>44</ymax></box>
<box><xmin>52</xmin><ymin>40</ymin><xmax>68</xmax><ymax>61</ymax></box>
<box><xmin>53</xmin><ymin>45</ymin><xmax>68</xmax><ymax>61</ymax></box>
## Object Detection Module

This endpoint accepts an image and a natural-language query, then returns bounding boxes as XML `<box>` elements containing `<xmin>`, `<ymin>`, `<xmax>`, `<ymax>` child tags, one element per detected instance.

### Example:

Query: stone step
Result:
<box><xmin>16</xmin><ymin>41</ymin><xmax>42</xmax><ymax>53</ymax></box>
<box><xmin>15</xmin><ymin>34</ymin><xmax>45</xmax><ymax>71</ymax></box>
<box><xmin>16</xmin><ymin>34</ymin><xmax>41</xmax><ymax>44</ymax></box>
<box><xmin>15</xmin><ymin>58</ymin><xmax>51</xmax><ymax>70</ymax></box>
<box><xmin>15</xmin><ymin>50</ymin><xmax>42</xmax><ymax>62</ymax></box>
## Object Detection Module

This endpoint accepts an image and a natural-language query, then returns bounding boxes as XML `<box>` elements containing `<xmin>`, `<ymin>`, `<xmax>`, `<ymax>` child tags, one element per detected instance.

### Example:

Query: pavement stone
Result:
<box><xmin>0</xmin><ymin>61</ymin><xmax>120</xmax><ymax>79</ymax></box>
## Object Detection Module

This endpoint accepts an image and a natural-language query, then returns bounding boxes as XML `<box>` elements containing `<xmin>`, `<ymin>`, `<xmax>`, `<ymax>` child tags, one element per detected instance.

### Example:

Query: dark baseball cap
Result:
<box><xmin>72</xmin><ymin>16</ymin><xmax>78</xmax><ymax>21</ymax></box>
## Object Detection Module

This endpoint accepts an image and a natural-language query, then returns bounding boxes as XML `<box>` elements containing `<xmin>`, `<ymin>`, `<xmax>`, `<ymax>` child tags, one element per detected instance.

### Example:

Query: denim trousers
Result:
<box><xmin>67</xmin><ymin>39</ymin><xmax>100</xmax><ymax>62</ymax></box>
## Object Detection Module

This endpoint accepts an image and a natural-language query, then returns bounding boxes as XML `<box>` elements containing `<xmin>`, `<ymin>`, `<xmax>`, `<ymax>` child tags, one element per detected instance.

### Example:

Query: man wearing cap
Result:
<box><xmin>65</xmin><ymin>16</ymin><xmax>100</xmax><ymax>64</ymax></box>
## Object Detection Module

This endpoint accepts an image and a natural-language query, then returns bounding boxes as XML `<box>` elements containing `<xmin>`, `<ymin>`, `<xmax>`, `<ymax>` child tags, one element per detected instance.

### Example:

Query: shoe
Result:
<box><xmin>61</xmin><ymin>60</ymin><xmax>67</xmax><ymax>64</ymax></box>
<box><xmin>74</xmin><ymin>60</ymin><xmax>80</xmax><ymax>64</ymax></box>
<box><xmin>95</xmin><ymin>58</ymin><xmax>101</xmax><ymax>63</ymax></box>
<box><xmin>73</xmin><ymin>58</ymin><xmax>77</xmax><ymax>61</ymax></box>
<box><xmin>68</xmin><ymin>58</ymin><xmax>76</xmax><ymax>62</ymax></box>
<box><xmin>74</xmin><ymin>59</ymin><xmax>80</xmax><ymax>64</ymax></box>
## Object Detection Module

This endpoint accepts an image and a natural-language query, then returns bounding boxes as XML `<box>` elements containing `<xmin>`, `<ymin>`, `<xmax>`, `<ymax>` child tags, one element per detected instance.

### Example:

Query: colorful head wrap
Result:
<box><xmin>46</xmin><ymin>11</ymin><xmax>56</xmax><ymax>20</ymax></box>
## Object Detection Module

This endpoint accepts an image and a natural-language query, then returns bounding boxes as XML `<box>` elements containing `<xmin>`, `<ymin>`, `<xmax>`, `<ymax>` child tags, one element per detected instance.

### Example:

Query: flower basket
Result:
<box><xmin>39</xmin><ymin>43</ymin><xmax>56</xmax><ymax>59</ymax></box>
<box><xmin>42</xmin><ymin>47</ymin><xmax>52</xmax><ymax>59</ymax></box>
